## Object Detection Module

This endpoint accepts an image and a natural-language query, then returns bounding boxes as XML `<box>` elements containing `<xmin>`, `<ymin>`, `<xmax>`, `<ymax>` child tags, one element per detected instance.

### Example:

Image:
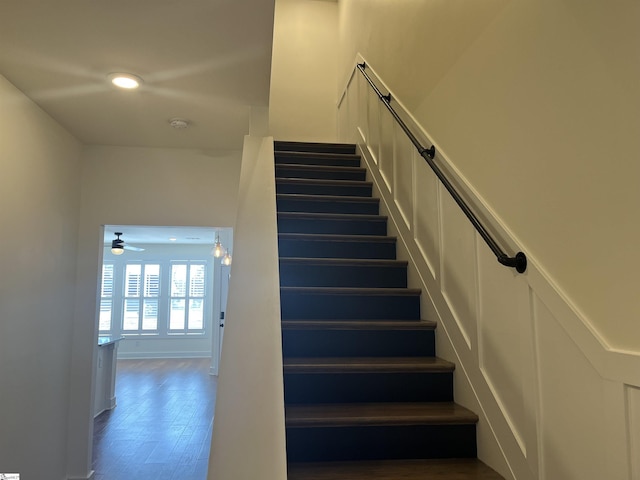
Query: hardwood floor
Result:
<box><xmin>92</xmin><ymin>358</ymin><xmax>217</xmax><ymax>480</ymax></box>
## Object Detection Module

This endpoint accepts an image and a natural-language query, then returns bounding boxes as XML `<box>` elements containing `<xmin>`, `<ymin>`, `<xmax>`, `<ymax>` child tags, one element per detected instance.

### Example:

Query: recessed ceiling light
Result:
<box><xmin>169</xmin><ymin>237</ymin><xmax>177</xmax><ymax>241</ymax></box>
<box><xmin>108</xmin><ymin>73</ymin><xmax>143</xmax><ymax>89</ymax></box>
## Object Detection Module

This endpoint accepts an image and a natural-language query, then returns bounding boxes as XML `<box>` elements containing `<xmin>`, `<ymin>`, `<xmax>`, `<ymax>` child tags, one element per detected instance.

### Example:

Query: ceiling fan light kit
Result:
<box><xmin>111</xmin><ymin>232</ymin><xmax>125</xmax><ymax>255</ymax></box>
<box><xmin>110</xmin><ymin>232</ymin><xmax>145</xmax><ymax>255</ymax></box>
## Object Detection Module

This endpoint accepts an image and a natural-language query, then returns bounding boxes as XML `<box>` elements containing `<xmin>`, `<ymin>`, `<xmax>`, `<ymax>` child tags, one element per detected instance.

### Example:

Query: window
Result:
<box><xmin>99</xmin><ymin>263</ymin><xmax>114</xmax><ymax>332</ymax></box>
<box><xmin>98</xmin><ymin>258</ymin><xmax>210</xmax><ymax>337</ymax></box>
<box><xmin>169</xmin><ymin>263</ymin><xmax>206</xmax><ymax>333</ymax></box>
<box><xmin>123</xmin><ymin>263</ymin><xmax>160</xmax><ymax>333</ymax></box>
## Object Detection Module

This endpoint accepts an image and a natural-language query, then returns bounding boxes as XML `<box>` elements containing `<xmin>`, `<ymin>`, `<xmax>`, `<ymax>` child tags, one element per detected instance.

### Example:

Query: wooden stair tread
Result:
<box><xmin>281</xmin><ymin>286</ymin><xmax>420</xmax><ymax>295</ymax></box>
<box><xmin>281</xmin><ymin>319</ymin><xmax>436</xmax><ymax>330</ymax></box>
<box><xmin>283</xmin><ymin>356</ymin><xmax>454</xmax><ymax>373</ymax></box>
<box><xmin>287</xmin><ymin>459</ymin><xmax>504</xmax><ymax>479</ymax></box>
<box><xmin>275</xmin><ymin>151</ymin><xmax>361</xmax><ymax>161</ymax></box>
<box><xmin>279</xmin><ymin>258</ymin><xmax>407</xmax><ymax>267</ymax></box>
<box><xmin>276</xmin><ymin>177</ymin><xmax>372</xmax><ymax>187</ymax></box>
<box><xmin>278</xmin><ymin>212</ymin><xmax>386</xmax><ymax>221</ymax></box>
<box><xmin>277</xmin><ymin>193</ymin><xmax>378</xmax><ymax>203</ymax></box>
<box><xmin>276</xmin><ymin>163</ymin><xmax>365</xmax><ymax>173</ymax></box>
<box><xmin>275</xmin><ymin>141</ymin><xmax>356</xmax><ymax>153</ymax></box>
<box><xmin>286</xmin><ymin>402</ymin><xmax>478</xmax><ymax>427</ymax></box>
<box><xmin>279</xmin><ymin>233</ymin><xmax>395</xmax><ymax>242</ymax></box>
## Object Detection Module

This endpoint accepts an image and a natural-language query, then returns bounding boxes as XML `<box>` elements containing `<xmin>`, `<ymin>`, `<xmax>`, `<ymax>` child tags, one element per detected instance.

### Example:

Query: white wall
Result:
<box><xmin>207</xmin><ymin>136</ymin><xmax>287</xmax><ymax>480</ymax></box>
<box><xmin>269</xmin><ymin>0</ymin><xmax>339</xmax><ymax>142</ymax></box>
<box><xmin>339</xmin><ymin>57</ymin><xmax>640</xmax><ymax>480</ymax></box>
<box><xmin>338</xmin><ymin>0</ymin><xmax>640</xmax><ymax>352</ymax></box>
<box><xmin>66</xmin><ymin>145</ymin><xmax>242</xmax><ymax>478</ymax></box>
<box><xmin>0</xmin><ymin>75</ymin><xmax>82</xmax><ymax>480</ymax></box>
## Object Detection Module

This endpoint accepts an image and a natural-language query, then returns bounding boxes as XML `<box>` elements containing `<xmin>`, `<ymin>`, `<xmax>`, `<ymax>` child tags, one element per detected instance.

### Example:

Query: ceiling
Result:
<box><xmin>0</xmin><ymin>0</ymin><xmax>276</xmax><ymax>151</ymax></box>
<box><xmin>104</xmin><ymin>226</ymin><xmax>227</xmax><ymax>246</ymax></box>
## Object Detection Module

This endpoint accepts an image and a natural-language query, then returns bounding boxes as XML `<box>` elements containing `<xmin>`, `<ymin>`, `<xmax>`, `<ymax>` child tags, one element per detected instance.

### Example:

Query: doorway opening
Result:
<box><xmin>92</xmin><ymin>225</ymin><xmax>232</xmax><ymax>478</ymax></box>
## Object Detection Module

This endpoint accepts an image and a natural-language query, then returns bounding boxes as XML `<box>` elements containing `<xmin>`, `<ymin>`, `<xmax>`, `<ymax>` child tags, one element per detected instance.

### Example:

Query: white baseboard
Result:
<box><xmin>117</xmin><ymin>351</ymin><xmax>211</xmax><ymax>360</ymax></box>
<box><xmin>68</xmin><ymin>470</ymin><xmax>94</xmax><ymax>480</ymax></box>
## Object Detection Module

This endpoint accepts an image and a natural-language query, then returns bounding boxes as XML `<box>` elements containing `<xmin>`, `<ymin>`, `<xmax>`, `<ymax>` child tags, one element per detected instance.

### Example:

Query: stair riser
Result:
<box><xmin>276</xmin><ymin>166</ymin><xmax>366</xmax><ymax>181</ymax></box>
<box><xmin>280</xmin><ymin>292</ymin><xmax>420</xmax><ymax>320</ymax></box>
<box><xmin>277</xmin><ymin>218</ymin><xmax>387</xmax><ymax>236</ymax></box>
<box><xmin>276</xmin><ymin>182</ymin><xmax>372</xmax><ymax>197</ymax></box>
<box><xmin>281</xmin><ymin>329</ymin><xmax>435</xmax><ymax>357</ymax></box>
<box><xmin>285</xmin><ymin>424</ymin><xmax>477</xmax><ymax>462</ymax></box>
<box><xmin>278</xmin><ymin>238</ymin><xmax>396</xmax><ymax>259</ymax></box>
<box><xmin>275</xmin><ymin>142</ymin><xmax>356</xmax><ymax>155</ymax></box>
<box><xmin>284</xmin><ymin>372</ymin><xmax>452</xmax><ymax>403</ymax></box>
<box><xmin>277</xmin><ymin>198</ymin><xmax>379</xmax><ymax>215</ymax></box>
<box><xmin>279</xmin><ymin>264</ymin><xmax>407</xmax><ymax>288</ymax></box>
<box><xmin>275</xmin><ymin>155</ymin><xmax>361</xmax><ymax>168</ymax></box>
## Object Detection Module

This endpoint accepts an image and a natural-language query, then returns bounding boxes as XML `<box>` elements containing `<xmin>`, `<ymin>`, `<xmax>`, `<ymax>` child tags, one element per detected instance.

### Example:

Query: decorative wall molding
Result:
<box><xmin>339</xmin><ymin>54</ymin><xmax>640</xmax><ymax>480</ymax></box>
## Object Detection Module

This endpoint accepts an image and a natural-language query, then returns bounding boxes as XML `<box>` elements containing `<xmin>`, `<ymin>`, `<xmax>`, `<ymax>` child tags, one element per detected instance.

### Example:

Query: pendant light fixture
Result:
<box><xmin>212</xmin><ymin>233</ymin><xmax>224</xmax><ymax>258</ymax></box>
<box><xmin>222</xmin><ymin>251</ymin><xmax>232</xmax><ymax>266</ymax></box>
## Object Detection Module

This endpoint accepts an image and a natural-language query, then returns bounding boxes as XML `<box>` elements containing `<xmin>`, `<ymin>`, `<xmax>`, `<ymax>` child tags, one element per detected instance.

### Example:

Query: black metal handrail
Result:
<box><xmin>356</xmin><ymin>62</ymin><xmax>527</xmax><ymax>273</ymax></box>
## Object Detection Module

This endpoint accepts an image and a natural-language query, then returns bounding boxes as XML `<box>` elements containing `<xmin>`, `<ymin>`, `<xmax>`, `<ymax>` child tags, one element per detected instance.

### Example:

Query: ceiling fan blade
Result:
<box><xmin>123</xmin><ymin>244</ymin><xmax>145</xmax><ymax>252</ymax></box>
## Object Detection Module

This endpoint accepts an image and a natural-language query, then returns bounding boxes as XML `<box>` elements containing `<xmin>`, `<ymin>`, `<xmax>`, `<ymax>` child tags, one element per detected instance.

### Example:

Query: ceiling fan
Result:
<box><xmin>111</xmin><ymin>232</ymin><xmax>145</xmax><ymax>255</ymax></box>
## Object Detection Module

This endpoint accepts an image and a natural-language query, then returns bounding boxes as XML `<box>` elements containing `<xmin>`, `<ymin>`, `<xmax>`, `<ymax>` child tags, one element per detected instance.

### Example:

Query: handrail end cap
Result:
<box><xmin>515</xmin><ymin>252</ymin><xmax>527</xmax><ymax>273</ymax></box>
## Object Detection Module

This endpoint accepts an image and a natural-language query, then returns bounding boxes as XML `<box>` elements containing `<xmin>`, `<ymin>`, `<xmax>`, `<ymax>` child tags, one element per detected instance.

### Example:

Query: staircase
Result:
<box><xmin>275</xmin><ymin>141</ymin><xmax>503</xmax><ymax>479</ymax></box>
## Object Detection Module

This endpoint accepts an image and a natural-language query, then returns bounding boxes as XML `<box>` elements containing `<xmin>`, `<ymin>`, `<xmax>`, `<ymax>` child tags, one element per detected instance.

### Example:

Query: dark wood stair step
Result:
<box><xmin>279</xmin><ymin>257</ymin><xmax>407</xmax><ymax>288</ymax></box>
<box><xmin>280</xmin><ymin>287</ymin><xmax>421</xmax><ymax>320</ymax></box>
<box><xmin>281</xmin><ymin>286</ymin><xmax>421</xmax><ymax>295</ymax></box>
<box><xmin>283</xmin><ymin>356</ymin><xmax>454</xmax><ymax>374</ymax></box>
<box><xmin>279</xmin><ymin>258</ymin><xmax>407</xmax><ymax>267</ymax></box>
<box><xmin>275</xmin><ymin>151</ymin><xmax>361</xmax><ymax>167</ymax></box>
<box><xmin>278</xmin><ymin>212</ymin><xmax>387</xmax><ymax>236</ymax></box>
<box><xmin>281</xmin><ymin>320</ymin><xmax>437</xmax><ymax>360</ymax></box>
<box><xmin>281</xmin><ymin>319</ymin><xmax>436</xmax><ymax>329</ymax></box>
<box><xmin>276</xmin><ymin>178</ymin><xmax>373</xmax><ymax>197</ymax></box>
<box><xmin>276</xmin><ymin>164</ymin><xmax>366</xmax><ymax>181</ymax></box>
<box><xmin>283</xmin><ymin>357</ymin><xmax>454</xmax><ymax>403</ymax></box>
<box><xmin>277</xmin><ymin>193</ymin><xmax>379</xmax><ymax>215</ymax></box>
<box><xmin>285</xmin><ymin>402</ymin><xmax>478</xmax><ymax>427</ymax></box>
<box><xmin>278</xmin><ymin>233</ymin><xmax>396</xmax><ymax>259</ymax></box>
<box><xmin>275</xmin><ymin>141</ymin><xmax>356</xmax><ymax>155</ymax></box>
<box><xmin>287</xmin><ymin>459</ymin><xmax>504</xmax><ymax>480</ymax></box>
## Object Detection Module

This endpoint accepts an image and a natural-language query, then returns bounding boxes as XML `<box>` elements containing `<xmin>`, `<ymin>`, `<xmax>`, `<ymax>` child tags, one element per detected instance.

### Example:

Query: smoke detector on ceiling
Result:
<box><xmin>169</xmin><ymin>118</ymin><xmax>190</xmax><ymax>129</ymax></box>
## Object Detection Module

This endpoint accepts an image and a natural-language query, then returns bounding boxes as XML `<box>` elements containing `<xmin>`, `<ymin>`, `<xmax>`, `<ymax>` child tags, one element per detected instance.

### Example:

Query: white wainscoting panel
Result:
<box><xmin>379</xmin><ymin>108</ymin><xmax>394</xmax><ymax>193</ymax></box>
<box><xmin>413</xmin><ymin>152</ymin><xmax>440</xmax><ymax>280</ymax></box>
<box><xmin>440</xmin><ymin>190</ymin><xmax>478</xmax><ymax>349</ymax></box>
<box><xmin>337</xmin><ymin>56</ymin><xmax>640</xmax><ymax>480</ymax></box>
<box><xmin>366</xmin><ymin>88</ymin><xmax>380</xmax><ymax>164</ymax></box>
<box><xmin>533</xmin><ymin>294</ymin><xmax>606</xmax><ymax>480</ymax></box>
<box><xmin>393</xmin><ymin>129</ymin><xmax>414</xmax><ymax>231</ymax></box>
<box><xmin>628</xmin><ymin>385</ymin><xmax>640</xmax><ymax>479</ymax></box>
<box><xmin>338</xmin><ymin>88</ymin><xmax>350</xmax><ymax>143</ymax></box>
<box><xmin>346</xmin><ymin>76</ymin><xmax>359</xmax><ymax>144</ymax></box>
<box><xmin>477</xmin><ymin>242</ymin><xmax>528</xmax><ymax>454</ymax></box>
<box><xmin>357</xmin><ymin>73</ymin><xmax>369</xmax><ymax>143</ymax></box>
